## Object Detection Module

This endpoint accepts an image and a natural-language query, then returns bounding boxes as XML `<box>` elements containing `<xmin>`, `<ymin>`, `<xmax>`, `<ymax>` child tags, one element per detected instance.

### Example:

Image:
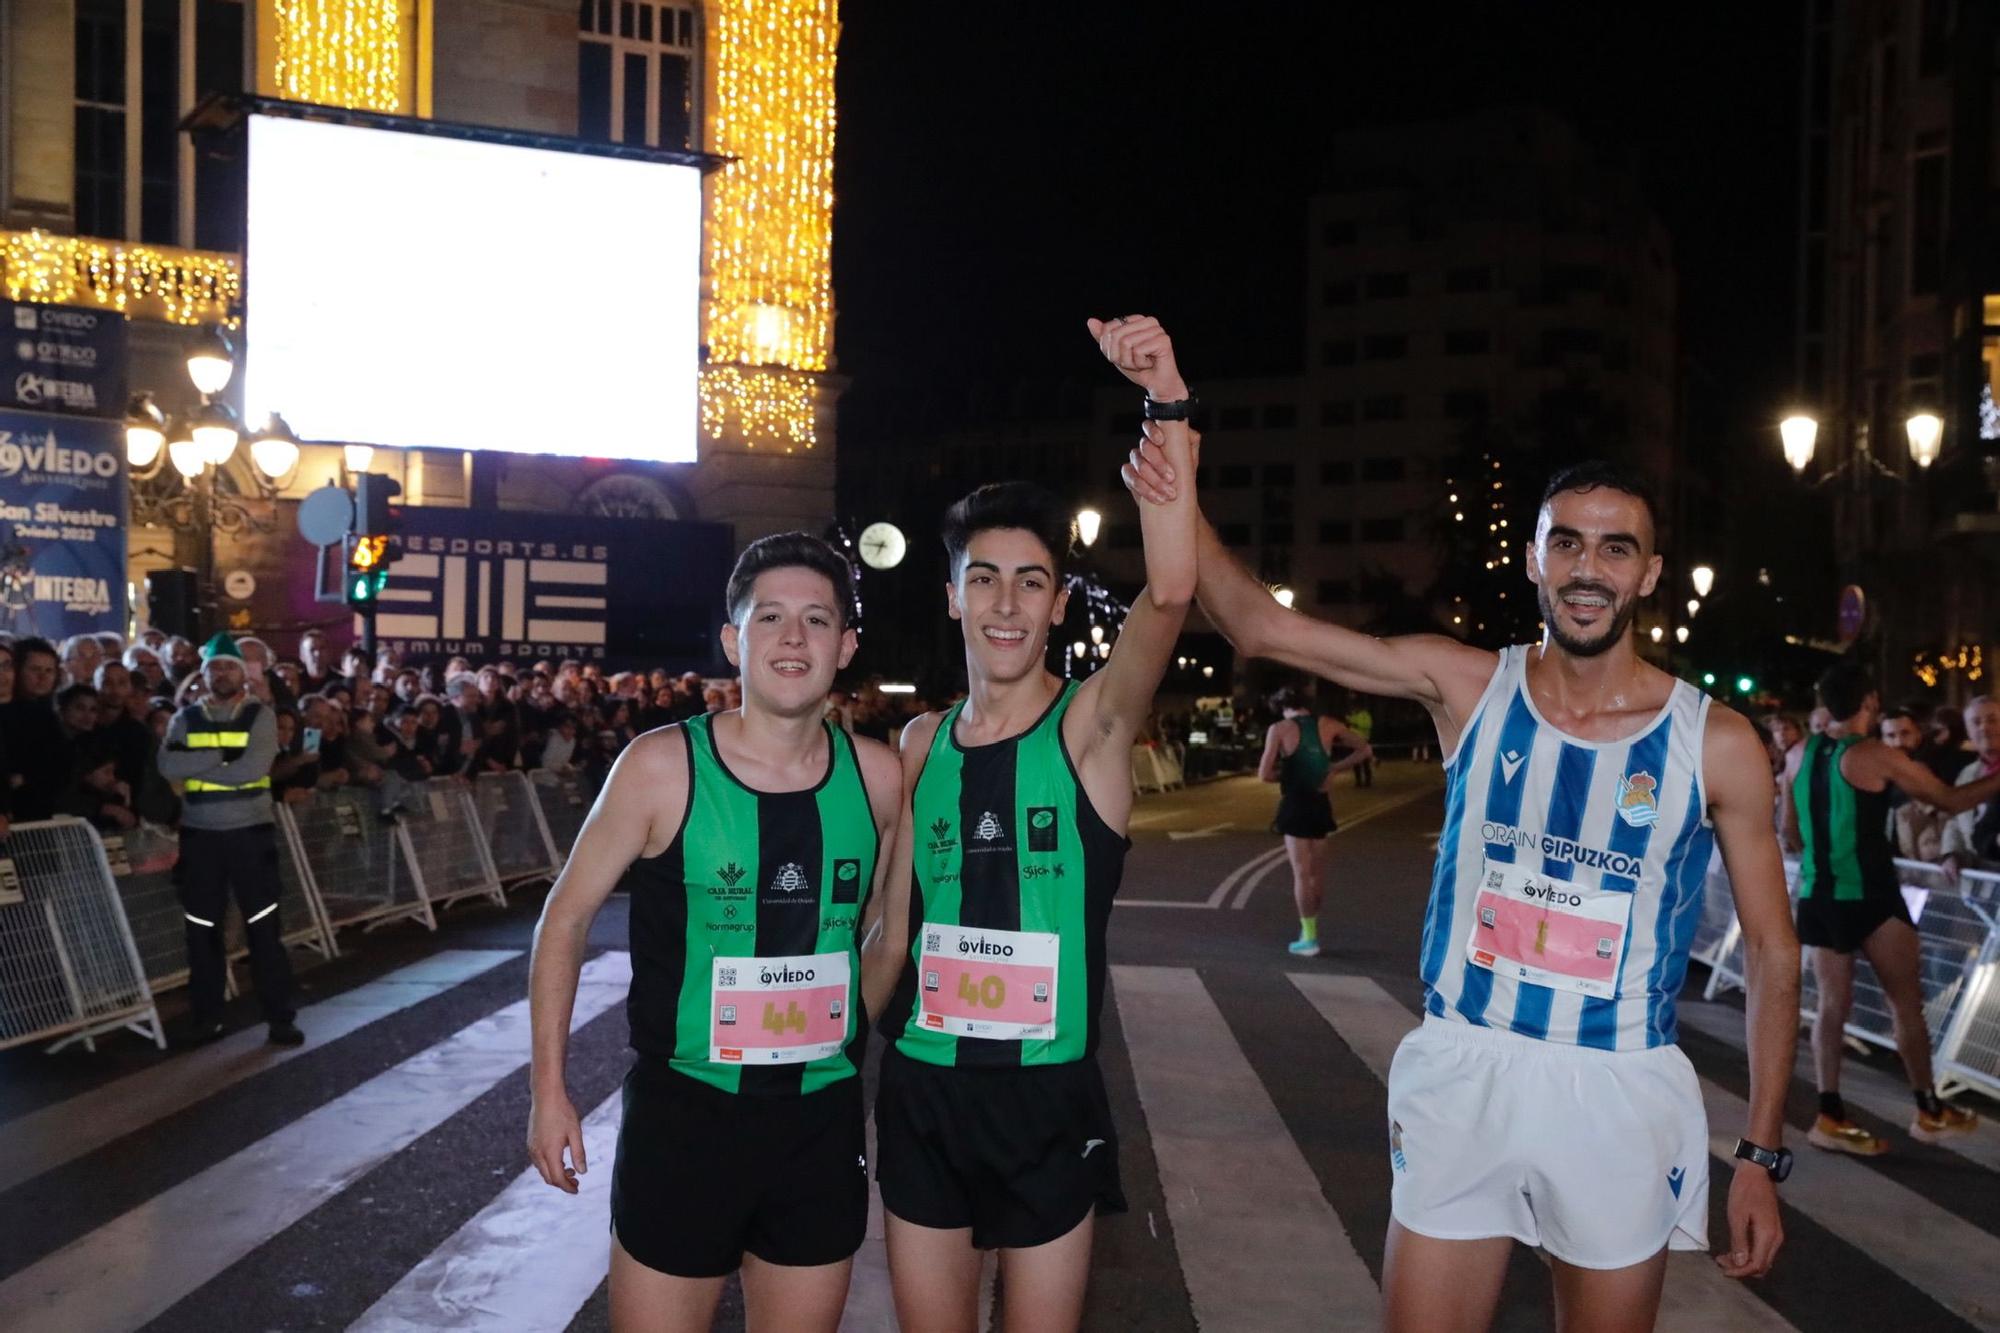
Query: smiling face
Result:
<box><xmin>947</xmin><ymin>527</ymin><xmax>1069</xmax><ymax>687</ymax></box>
<box><xmin>720</xmin><ymin>565</ymin><xmax>857</xmax><ymax>717</ymax></box>
<box><xmin>1528</xmin><ymin>486</ymin><xmax>1662</xmax><ymax>659</ymax></box>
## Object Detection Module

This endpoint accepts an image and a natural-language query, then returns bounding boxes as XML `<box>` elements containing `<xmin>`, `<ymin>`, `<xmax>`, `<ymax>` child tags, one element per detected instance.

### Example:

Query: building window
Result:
<box><xmin>1320</xmin><ymin>339</ymin><xmax>1357</xmax><ymax>368</ymax></box>
<box><xmin>1361</xmin><ymin>395</ymin><xmax>1406</xmax><ymax>421</ymax></box>
<box><xmin>1911</xmin><ymin>150</ymin><xmax>1947</xmax><ymax>296</ymax></box>
<box><xmin>1218</xmin><ymin>522</ymin><xmax>1253</xmax><ymax>546</ymax></box>
<box><xmin>1321</xmin><ymin>279</ymin><xmax>1357</xmax><ymax>307</ymax></box>
<box><xmin>1321</xmin><ymin>219</ymin><xmax>1356</xmax><ymax>246</ymax></box>
<box><xmin>1445</xmin><ymin>328</ymin><xmax>1492</xmax><ymax>356</ymax></box>
<box><xmin>1217</xmin><ymin>464</ymin><xmax>1253</xmax><ymax>488</ymax></box>
<box><xmin>1365</xmin><ymin>272</ymin><xmax>1410</xmax><ymax>299</ymax></box>
<box><xmin>1318</xmin><ymin>520</ymin><xmax>1352</xmax><ymax>544</ymax></box>
<box><xmin>1361</xmin><ymin>456</ymin><xmax>1406</xmax><ymax>483</ymax></box>
<box><xmin>1262</xmin><ymin>403</ymin><xmax>1298</xmax><ymax>429</ymax></box>
<box><xmin>1264</xmin><ymin>522</ymin><xmax>1294</xmax><ymax>546</ymax></box>
<box><xmin>580</xmin><ymin>1</ymin><xmax>699</xmax><ymax>148</ymax></box>
<box><xmin>1443</xmin><ymin>389</ymin><xmax>1488</xmax><ymax>419</ymax></box>
<box><xmin>1262</xmin><ymin>462</ymin><xmax>1296</xmax><ymax>486</ymax></box>
<box><xmin>1316</xmin><ymin>578</ymin><xmax>1353</xmax><ymax>603</ymax></box>
<box><xmin>1218</xmin><ymin>405</ymin><xmax>1255</xmax><ymax>430</ymax></box>
<box><xmin>1361</xmin><ymin>517</ymin><xmax>1405</xmax><ymax>543</ymax></box>
<box><xmin>1321</xmin><ymin>400</ymin><xmax>1354</xmax><ymax>427</ymax></box>
<box><xmin>1542</xmin><ymin>327</ymin><xmax>1604</xmax><ymax>359</ymax></box>
<box><xmin>1445</xmin><ymin>265</ymin><xmax>1492</xmax><ymax>293</ymax></box>
<box><xmin>73</xmin><ymin>0</ymin><xmax>129</xmax><ymax>239</ymax></box>
<box><xmin>1320</xmin><ymin>460</ymin><xmax>1353</xmax><ymax>485</ymax></box>
<box><xmin>1363</xmin><ymin>333</ymin><xmax>1408</xmax><ymax>361</ymax></box>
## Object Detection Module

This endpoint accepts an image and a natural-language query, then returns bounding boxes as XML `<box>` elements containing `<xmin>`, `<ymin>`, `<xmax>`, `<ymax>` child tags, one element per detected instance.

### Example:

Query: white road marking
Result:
<box><xmin>0</xmin><ymin>953</ymin><xmax>632</xmax><ymax>1332</ymax></box>
<box><xmin>1115</xmin><ymin>965</ymin><xmax>1380</xmax><ymax>1331</ymax></box>
<box><xmin>0</xmin><ymin>949</ymin><xmax>522</xmax><ymax>1195</ymax></box>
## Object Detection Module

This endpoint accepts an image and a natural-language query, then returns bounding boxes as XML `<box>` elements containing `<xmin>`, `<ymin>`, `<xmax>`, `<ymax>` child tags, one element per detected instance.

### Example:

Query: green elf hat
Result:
<box><xmin>199</xmin><ymin>632</ymin><xmax>245</xmax><ymax>663</ymax></box>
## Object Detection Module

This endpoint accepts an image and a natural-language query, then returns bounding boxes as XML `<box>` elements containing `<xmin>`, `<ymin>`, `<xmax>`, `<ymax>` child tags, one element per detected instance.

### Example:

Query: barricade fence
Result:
<box><xmin>407</xmin><ymin>780</ymin><xmax>508</xmax><ymax>913</ymax></box>
<box><xmin>0</xmin><ymin>819</ymin><xmax>163</xmax><ymax>1053</ymax></box>
<box><xmin>474</xmin><ymin>772</ymin><xmax>561</xmax><ymax>888</ymax></box>
<box><xmin>1697</xmin><ymin>851</ymin><xmax>2000</xmax><ymax>1101</ymax></box>
<box><xmin>279</xmin><ymin>785</ymin><xmax>435</xmax><ymax>935</ymax></box>
<box><xmin>528</xmin><ymin>768</ymin><xmax>593</xmax><ymax>862</ymax></box>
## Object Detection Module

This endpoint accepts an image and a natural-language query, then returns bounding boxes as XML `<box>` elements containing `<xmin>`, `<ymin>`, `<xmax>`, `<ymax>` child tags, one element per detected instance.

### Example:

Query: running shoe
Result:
<box><xmin>1910</xmin><ymin>1104</ymin><xmax>1979</xmax><ymax>1143</ymax></box>
<box><xmin>1807</xmin><ymin>1114</ymin><xmax>1887</xmax><ymax>1155</ymax></box>
<box><xmin>1287</xmin><ymin>937</ymin><xmax>1321</xmax><ymax>958</ymax></box>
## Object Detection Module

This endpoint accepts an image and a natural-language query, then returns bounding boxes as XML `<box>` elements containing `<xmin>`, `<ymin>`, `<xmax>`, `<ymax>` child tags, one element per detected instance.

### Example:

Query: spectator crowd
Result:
<box><xmin>0</xmin><ymin>626</ymin><xmax>929</xmax><ymax>839</ymax></box>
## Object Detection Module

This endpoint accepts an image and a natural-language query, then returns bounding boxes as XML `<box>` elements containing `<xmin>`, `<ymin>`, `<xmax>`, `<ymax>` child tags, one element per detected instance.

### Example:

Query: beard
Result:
<box><xmin>1538</xmin><ymin>581</ymin><xmax>1639</xmax><ymax>658</ymax></box>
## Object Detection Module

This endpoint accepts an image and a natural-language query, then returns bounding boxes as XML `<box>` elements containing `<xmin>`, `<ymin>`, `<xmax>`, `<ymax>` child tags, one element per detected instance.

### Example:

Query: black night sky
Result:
<box><xmin>833</xmin><ymin>3</ymin><xmax>1804</xmax><ymax>462</ymax></box>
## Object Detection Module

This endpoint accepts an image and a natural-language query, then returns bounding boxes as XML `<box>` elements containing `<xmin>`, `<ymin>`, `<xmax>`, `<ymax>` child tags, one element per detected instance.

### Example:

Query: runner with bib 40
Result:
<box><xmin>1122</xmin><ymin>440</ymin><xmax>1801</xmax><ymax>1332</ymax></box>
<box><xmin>862</xmin><ymin>315</ymin><xmax>1197</xmax><ymax>1332</ymax></box>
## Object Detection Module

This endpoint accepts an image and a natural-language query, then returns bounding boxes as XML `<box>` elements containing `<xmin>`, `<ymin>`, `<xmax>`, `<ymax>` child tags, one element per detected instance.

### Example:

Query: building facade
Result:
<box><xmin>1797</xmin><ymin>0</ymin><xmax>2000</xmax><ymax>700</ymax></box>
<box><xmin>1</xmin><ymin>0</ymin><xmax>840</xmax><ymax>644</ymax></box>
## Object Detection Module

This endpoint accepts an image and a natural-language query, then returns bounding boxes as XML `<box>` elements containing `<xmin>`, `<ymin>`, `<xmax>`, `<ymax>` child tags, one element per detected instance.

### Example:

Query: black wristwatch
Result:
<box><xmin>1141</xmin><ymin>392</ymin><xmax>1199</xmax><ymax>422</ymax></box>
<box><xmin>1733</xmin><ymin>1138</ymin><xmax>1793</xmax><ymax>1183</ymax></box>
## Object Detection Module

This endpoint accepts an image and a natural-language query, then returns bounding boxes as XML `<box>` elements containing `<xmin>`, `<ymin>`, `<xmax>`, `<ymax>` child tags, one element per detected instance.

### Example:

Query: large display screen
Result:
<box><xmin>244</xmin><ymin>114</ymin><xmax>701</xmax><ymax>462</ymax></box>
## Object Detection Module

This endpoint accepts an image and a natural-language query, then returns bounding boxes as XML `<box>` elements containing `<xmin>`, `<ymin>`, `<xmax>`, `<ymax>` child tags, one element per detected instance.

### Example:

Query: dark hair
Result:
<box><xmin>1815</xmin><ymin>658</ymin><xmax>1877</xmax><ymax>720</ymax></box>
<box><xmin>1934</xmin><ymin>704</ymin><xmax>1970</xmax><ymax>746</ymax></box>
<box><xmin>13</xmin><ymin>635</ymin><xmax>56</xmax><ymax>666</ymax></box>
<box><xmin>1881</xmin><ymin>702</ymin><xmax>1921</xmax><ymax>726</ymax></box>
<box><xmin>1540</xmin><ymin>461</ymin><xmax>1659</xmax><ymax>544</ymax></box>
<box><xmin>940</xmin><ymin>482</ymin><xmax>1072</xmax><ymax>579</ymax></box>
<box><xmin>56</xmin><ymin>682</ymin><xmax>99</xmax><ymax>710</ymax></box>
<box><xmin>1270</xmin><ymin>686</ymin><xmax>1309</xmax><ymax>712</ymax></box>
<box><xmin>724</xmin><ymin>532</ymin><xmax>855</xmax><ymax>626</ymax></box>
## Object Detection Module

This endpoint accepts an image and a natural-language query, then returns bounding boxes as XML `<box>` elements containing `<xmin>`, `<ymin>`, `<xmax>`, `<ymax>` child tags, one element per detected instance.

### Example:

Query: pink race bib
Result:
<box><xmin>1466</xmin><ymin>863</ymin><xmax>1631</xmax><ymax>999</ymax></box>
<box><xmin>916</xmin><ymin>924</ymin><xmax>1059</xmax><ymax>1041</ymax></box>
<box><xmin>710</xmin><ymin>952</ymin><xmax>851</xmax><ymax>1065</ymax></box>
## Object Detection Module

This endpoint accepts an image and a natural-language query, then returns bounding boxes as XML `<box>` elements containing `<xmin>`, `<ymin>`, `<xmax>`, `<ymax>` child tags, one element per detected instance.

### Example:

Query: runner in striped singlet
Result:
<box><xmin>527</xmin><ymin>533</ymin><xmax>902</xmax><ymax>1333</ymax></box>
<box><xmin>1781</xmin><ymin>660</ymin><xmax>1996</xmax><ymax>1155</ymax></box>
<box><xmin>864</xmin><ymin>315</ymin><xmax>1198</xmax><ymax>1332</ymax></box>
<box><xmin>1123</xmin><ymin>450</ymin><xmax>1802</xmax><ymax>1331</ymax></box>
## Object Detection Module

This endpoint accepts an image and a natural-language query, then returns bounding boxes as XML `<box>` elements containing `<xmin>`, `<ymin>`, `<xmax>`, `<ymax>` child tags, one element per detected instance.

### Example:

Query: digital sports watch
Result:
<box><xmin>1732</xmin><ymin>1138</ymin><xmax>1793</xmax><ymax>1182</ymax></box>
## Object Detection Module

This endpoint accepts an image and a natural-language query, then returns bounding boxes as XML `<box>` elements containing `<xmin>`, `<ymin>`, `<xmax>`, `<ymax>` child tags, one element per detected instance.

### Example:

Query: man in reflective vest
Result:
<box><xmin>157</xmin><ymin>632</ymin><xmax>304</xmax><ymax>1047</ymax></box>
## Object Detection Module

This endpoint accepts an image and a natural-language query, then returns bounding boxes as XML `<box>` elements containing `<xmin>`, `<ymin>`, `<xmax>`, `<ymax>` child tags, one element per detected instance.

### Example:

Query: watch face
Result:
<box><xmin>858</xmin><ymin>521</ymin><xmax>907</xmax><ymax>570</ymax></box>
<box><xmin>1772</xmin><ymin>1148</ymin><xmax>1793</xmax><ymax>1183</ymax></box>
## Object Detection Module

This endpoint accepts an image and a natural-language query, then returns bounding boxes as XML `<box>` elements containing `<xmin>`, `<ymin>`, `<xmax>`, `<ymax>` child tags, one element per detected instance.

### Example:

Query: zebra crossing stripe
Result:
<box><xmin>349</xmin><ymin>1087</ymin><xmax>624</xmax><ymax>1331</ymax></box>
<box><xmin>0</xmin><ymin>949</ymin><xmax>522</xmax><ymax>1196</ymax></box>
<box><xmin>1113</xmin><ymin>965</ymin><xmax>1381</xmax><ymax>1331</ymax></box>
<box><xmin>0</xmin><ymin>952</ymin><xmax>632</xmax><ymax>1333</ymax></box>
<box><xmin>1287</xmin><ymin>973</ymin><xmax>1802</xmax><ymax>1333</ymax></box>
<box><xmin>1678</xmin><ymin>998</ymin><xmax>2000</xmax><ymax>1174</ymax></box>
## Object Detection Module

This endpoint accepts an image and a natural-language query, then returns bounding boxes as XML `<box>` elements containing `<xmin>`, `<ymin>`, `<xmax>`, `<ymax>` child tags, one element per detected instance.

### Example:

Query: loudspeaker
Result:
<box><xmin>146</xmin><ymin>569</ymin><xmax>199</xmax><ymax>640</ymax></box>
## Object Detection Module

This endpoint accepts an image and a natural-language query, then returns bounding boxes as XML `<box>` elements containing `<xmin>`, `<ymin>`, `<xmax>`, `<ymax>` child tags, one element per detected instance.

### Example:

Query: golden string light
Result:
<box><xmin>273</xmin><ymin>0</ymin><xmax>403</xmax><ymax>112</ymax></box>
<box><xmin>705</xmin><ymin>0</ymin><xmax>838</xmax><ymax>374</ymax></box>
<box><xmin>1</xmin><ymin>229</ymin><xmax>240</xmax><ymax>325</ymax></box>
<box><xmin>1912</xmin><ymin>644</ymin><xmax>1983</xmax><ymax>689</ymax></box>
<box><xmin>700</xmin><ymin>365</ymin><xmax>819</xmax><ymax>452</ymax></box>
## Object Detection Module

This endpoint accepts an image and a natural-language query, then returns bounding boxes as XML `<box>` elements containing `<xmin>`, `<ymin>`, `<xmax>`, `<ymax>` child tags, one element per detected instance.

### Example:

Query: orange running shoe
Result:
<box><xmin>1910</xmin><ymin>1104</ymin><xmax>1979</xmax><ymax>1144</ymax></box>
<box><xmin>1807</xmin><ymin>1114</ymin><xmax>1888</xmax><ymax>1155</ymax></box>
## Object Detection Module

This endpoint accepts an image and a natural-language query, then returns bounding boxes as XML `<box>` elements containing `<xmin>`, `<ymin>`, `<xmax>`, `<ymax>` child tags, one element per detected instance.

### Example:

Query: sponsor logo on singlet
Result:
<box><xmin>833</xmin><ymin>858</ymin><xmax>861</xmax><ymax>903</ymax></box>
<box><xmin>716</xmin><ymin>862</ymin><xmax>747</xmax><ymax>886</ymax></box>
<box><xmin>1616</xmin><ymin>772</ymin><xmax>1662</xmax><ymax>828</ymax></box>
<box><xmin>1480</xmin><ymin>822</ymin><xmax>1644</xmax><ymax>879</ymax></box>
<box><xmin>926</xmin><ymin>817</ymin><xmax>956</xmax><ymax>856</ymax></box>
<box><xmin>1027</xmin><ymin>806</ymin><xmax>1059</xmax><ymax>851</ymax></box>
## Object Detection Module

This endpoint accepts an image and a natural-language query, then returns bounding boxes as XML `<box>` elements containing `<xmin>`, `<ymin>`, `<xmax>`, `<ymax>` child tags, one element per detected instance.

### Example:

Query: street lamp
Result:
<box><xmin>1273</xmin><ymin>586</ymin><xmax>1295</xmax><ymax>609</ymax></box>
<box><xmin>1675</xmin><ymin>626</ymin><xmax>1690</xmax><ymax>644</ymax></box>
<box><xmin>249</xmin><ymin>413</ymin><xmax>302</xmax><ymax>480</ymax></box>
<box><xmin>1905</xmin><ymin>412</ymin><xmax>1943</xmax><ymax>469</ymax></box>
<box><xmin>124</xmin><ymin>393</ymin><xmax>167</xmax><ymax>468</ymax></box>
<box><xmin>1691</xmin><ymin>564</ymin><xmax>1714</xmax><ymax>598</ymax></box>
<box><xmin>1649</xmin><ymin>626</ymin><xmax>1664</xmax><ymax>644</ymax></box>
<box><xmin>191</xmin><ymin>399</ymin><xmax>241</xmax><ymax>465</ymax></box>
<box><xmin>1780</xmin><ymin>415</ymin><xmax>1819</xmax><ymax>473</ymax></box>
<box><xmin>1686</xmin><ymin>598</ymin><xmax>1700</xmax><ymax>618</ymax></box>
<box><xmin>344</xmin><ymin>443</ymin><xmax>376</xmax><ymax>474</ymax></box>
<box><xmin>1075</xmin><ymin>507</ymin><xmax>1102</xmax><ymax>549</ymax></box>
<box><xmin>1089</xmin><ymin>624</ymin><xmax>1105</xmax><ymax>645</ymax></box>
<box><xmin>185</xmin><ymin>325</ymin><xmax>235</xmax><ymax>396</ymax></box>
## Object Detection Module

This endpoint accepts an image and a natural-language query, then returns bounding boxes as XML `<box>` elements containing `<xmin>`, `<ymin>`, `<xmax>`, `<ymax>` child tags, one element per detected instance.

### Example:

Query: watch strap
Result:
<box><xmin>1141</xmin><ymin>393</ymin><xmax>1198</xmax><ymax>422</ymax></box>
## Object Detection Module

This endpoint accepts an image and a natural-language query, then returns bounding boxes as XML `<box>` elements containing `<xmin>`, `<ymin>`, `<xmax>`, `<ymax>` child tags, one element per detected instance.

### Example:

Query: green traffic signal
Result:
<box><xmin>1701</xmin><ymin>672</ymin><xmax>1717</xmax><ymax>687</ymax></box>
<box><xmin>1736</xmin><ymin>676</ymin><xmax>1755</xmax><ymax>694</ymax></box>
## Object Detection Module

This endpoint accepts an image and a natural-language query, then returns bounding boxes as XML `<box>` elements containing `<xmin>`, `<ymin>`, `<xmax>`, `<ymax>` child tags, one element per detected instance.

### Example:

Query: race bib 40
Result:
<box><xmin>916</xmin><ymin>923</ymin><xmax>1059</xmax><ymax>1041</ymax></box>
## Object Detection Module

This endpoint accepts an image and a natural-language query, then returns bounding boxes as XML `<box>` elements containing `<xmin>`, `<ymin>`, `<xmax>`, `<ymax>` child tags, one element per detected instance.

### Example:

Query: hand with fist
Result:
<box><xmin>1087</xmin><ymin>315</ymin><xmax>1189</xmax><ymax>404</ymax></box>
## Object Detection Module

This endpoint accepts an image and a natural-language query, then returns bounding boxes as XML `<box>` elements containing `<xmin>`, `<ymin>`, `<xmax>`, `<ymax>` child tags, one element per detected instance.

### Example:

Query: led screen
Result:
<box><xmin>244</xmin><ymin>114</ymin><xmax>700</xmax><ymax>462</ymax></box>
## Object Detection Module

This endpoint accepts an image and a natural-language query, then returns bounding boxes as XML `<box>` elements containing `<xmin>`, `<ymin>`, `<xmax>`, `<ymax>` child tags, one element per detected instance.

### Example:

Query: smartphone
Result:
<box><xmin>302</xmin><ymin>727</ymin><xmax>322</xmax><ymax>754</ymax></box>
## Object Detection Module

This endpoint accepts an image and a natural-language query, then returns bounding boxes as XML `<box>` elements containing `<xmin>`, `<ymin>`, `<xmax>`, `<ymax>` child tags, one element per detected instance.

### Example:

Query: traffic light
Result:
<box><xmin>1700</xmin><ymin>672</ymin><xmax>1717</xmax><ymax>688</ymax></box>
<box><xmin>1735</xmin><ymin>675</ymin><xmax>1756</xmax><ymax>695</ymax></box>
<box><xmin>345</xmin><ymin>473</ymin><xmax>402</xmax><ymax>609</ymax></box>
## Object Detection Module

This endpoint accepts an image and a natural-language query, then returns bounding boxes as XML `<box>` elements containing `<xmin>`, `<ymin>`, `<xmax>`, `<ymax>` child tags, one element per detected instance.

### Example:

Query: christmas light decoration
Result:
<box><xmin>700</xmin><ymin>365</ymin><xmax>819</xmax><ymax>451</ymax></box>
<box><xmin>705</xmin><ymin>0</ymin><xmax>838</xmax><ymax>375</ymax></box>
<box><xmin>273</xmin><ymin>0</ymin><xmax>404</xmax><ymax>112</ymax></box>
<box><xmin>2</xmin><ymin>230</ymin><xmax>239</xmax><ymax>325</ymax></box>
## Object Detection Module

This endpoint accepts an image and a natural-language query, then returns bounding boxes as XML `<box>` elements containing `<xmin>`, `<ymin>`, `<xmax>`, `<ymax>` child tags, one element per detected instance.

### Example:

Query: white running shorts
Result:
<box><xmin>1385</xmin><ymin>1014</ymin><xmax>1710</xmax><ymax>1270</ymax></box>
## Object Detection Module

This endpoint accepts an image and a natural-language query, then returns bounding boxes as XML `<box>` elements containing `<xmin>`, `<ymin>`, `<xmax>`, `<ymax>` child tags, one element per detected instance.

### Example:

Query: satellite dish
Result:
<box><xmin>297</xmin><ymin>483</ymin><xmax>354</xmax><ymax>547</ymax></box>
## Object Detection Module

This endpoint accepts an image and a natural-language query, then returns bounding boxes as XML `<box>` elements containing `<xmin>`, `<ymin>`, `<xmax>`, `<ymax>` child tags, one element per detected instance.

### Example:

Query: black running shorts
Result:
<box><xmin>1273</xmin><ymin>790</ymin><xmax>1337</xmax><ymax>839</ymax></box>
<box><xmin>1795</xmin><ymin>892</ymin><xmax>1913</xmax><ymax>955</ymax></box>
<box><xmin>610</xmin><ymin>1058</ymin><xmax>867</xmax><ymax>1278</ymax></box>
<box><xmin>874</xmin><ymin>1047</ymin><xmax>1127</xmax><ymax>1250</ymax></box>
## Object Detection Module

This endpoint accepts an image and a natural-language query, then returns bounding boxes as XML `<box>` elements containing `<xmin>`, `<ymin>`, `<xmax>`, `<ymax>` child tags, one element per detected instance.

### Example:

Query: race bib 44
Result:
<box><xmin>1466</xmin><ymin>863</ymin><xmax>1633</xmax><ymax>1000</ymax></box>
<box><xmin>710</xmin><ymin>951</ymin><xmax>851</xmax><ymax>1065</ymax></box>
<box><xmin>916</xmin><ymin>923</ymin><xmax>1059</xmax><ymax>1041</ymax></box>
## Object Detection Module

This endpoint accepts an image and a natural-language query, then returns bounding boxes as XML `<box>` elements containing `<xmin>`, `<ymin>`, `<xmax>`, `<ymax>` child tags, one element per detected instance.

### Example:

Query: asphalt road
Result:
<box><xmin>3</xmin><ymin>760</ymin><xmax>1998</xmax><ymax>1331</ymax></box>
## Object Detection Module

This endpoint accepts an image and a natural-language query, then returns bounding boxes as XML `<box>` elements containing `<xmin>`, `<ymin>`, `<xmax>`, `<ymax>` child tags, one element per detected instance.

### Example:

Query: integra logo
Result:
<box><xmin>716</xmin><ymin>862</ymin><xmax>747</xmax><ymax>887</ymax></box>
<box><xmin>958</xmin><ymin>935</ymin><xmax>1014</xmax><ymax>957</ymax></box>
<box><xmin>1520</xmin><ymin>882</ymin><xmax>1584</xmax><ymax>908</ymax></box>
<box><xmin>758</xmin><ymin>964</ymin><xmax>816</xmax><ymax>985</ymax></box>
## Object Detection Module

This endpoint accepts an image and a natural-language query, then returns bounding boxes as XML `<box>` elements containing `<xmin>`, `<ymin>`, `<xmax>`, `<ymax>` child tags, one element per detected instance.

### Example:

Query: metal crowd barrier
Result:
<box><xmin>408</xmin><ymin>780</ymin><xmax>508</xmax><ymax>913</ymax></box>
<box><xmin>1698</xmin><ymin>855</ymin><xmax>2000</xmax><ymax>1101</ymax></box>
<box><xmin>278</xmin><ymin>786</ymin><xmax>436</xmax><ymax>934</ymax></box>
<box><xmin>1130</xmin><ymin>744</ymin><xmax>1185</xmax><ymax>794</ymax></box>
<box><xmin>473</xmin><ymin>772</ymin><xmax>561</xmax><ymax>888</ymax></box>
<box><xmin>100</xmin><ymin>823</ymin><xmax>334</xmax><ymax>996</ymax></box>
<box><xmin>0</xmin><ymin>818</ymin><xmax>163</xmax><ymax>1053</ymax></box>
<box><xmin>528</xmin><ymin>768</ymin><xmax>593</xmax><ymax>861</ymax></box>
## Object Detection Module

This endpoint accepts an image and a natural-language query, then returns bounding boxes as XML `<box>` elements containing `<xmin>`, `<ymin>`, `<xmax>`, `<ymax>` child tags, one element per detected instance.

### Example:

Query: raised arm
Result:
<box><xmin>527</xmin><ymin>727</ymin><xmax>686</xmax><ymax>1194</ymax></box>
<box><xmin>1703</xmin><ymin>706</ymin><xmax>1798</xmax><ymax>1280</ymax></box>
